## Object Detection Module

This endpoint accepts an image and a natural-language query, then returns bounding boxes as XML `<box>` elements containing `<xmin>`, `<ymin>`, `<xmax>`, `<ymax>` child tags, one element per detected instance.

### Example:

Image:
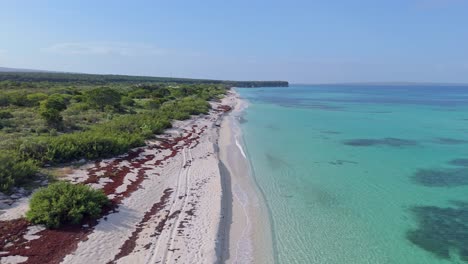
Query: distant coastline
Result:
<box><xmin>293</xmin><ymin>82</ymin><xmax>468</xmax><ymax>87</ymax></box>
<box><xmin>0</xmin><ymin>67</ymin><xmax>289</xmax><ymax>88</ymax></box>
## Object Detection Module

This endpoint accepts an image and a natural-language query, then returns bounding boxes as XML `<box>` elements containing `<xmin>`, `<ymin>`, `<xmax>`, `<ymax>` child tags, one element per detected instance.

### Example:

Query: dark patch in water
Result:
<box><xmin>259</xmin><ymin>96</ymin><xmax>345</xmax><ymax>111</ymax></box>
<box><xmin>407</xmin><ymin>201</ymin><xmax>468</xmax><ymax>262</ymax></box>
<box><xmin>368</xmin><ymin>111</ymin><xmax>392</xmax><ymax>114</ymax></box>
<box><xmin>329</xmin><ymin>160</ymin><xmax>358</xmax><ymax>165</ymax></box>
<box><xmin>343</xmin><ymin>138</ymin><xmax>418</xmax><ymax>147</ymax></box>
<box><xmin>265</xmin><ymin>124</ymin><xmax>280</xmax><ymax>130</ymax></box>
<box><xmin>411</xmin><ymin>167</ymin><xmax>468</xmax><ymax>187</ymax></box>
<box><xmin>307</xmin><ymin>185</ymin><xmax>339</xmax><ymax>208</ymax></box>
<box><xmin>432</xmin><ymin>137</ymin><xmax>468</xmax><ymax>145</ymax></box>
<box><xmin>301</xmin><ymin>104</ymin><xmax>344</xmax><ymax>111</ymax></box>
<box><xmin>265</xmin><ymin>153</ymin><xmax>289</xmax><ymax>169</ymax></box>
<box><xmin>320</xmin><ymin>130</ymin><xmax>341</xmax><ymax>135</ymax></box>
<box><xmin>449</xmin><ymin>159</ymin><xmax>468</xmax><ymax>167</ymax></box>
<box><xmin>278</xmin><ymin>102</ymin><xmax>344</xmax><ymax>111</ymax></box>
<box><xmin>238</xmin><ymin>116</ymin><xmax>248</xmax><ymax>124</ymax></box>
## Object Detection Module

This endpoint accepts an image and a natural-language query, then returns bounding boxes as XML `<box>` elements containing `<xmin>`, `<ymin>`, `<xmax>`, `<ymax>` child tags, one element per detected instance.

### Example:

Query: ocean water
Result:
<box><xmin>236</xmin><ymin>85</ymin><xmax>468</xmax><ymax>264</ymax></box>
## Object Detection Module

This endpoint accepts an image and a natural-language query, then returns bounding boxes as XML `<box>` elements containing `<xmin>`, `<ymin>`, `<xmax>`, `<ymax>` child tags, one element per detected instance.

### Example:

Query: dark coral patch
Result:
<box><xmin>449</xmin><ymin>159</ymin><xmax>468</xmax><ymax>167</ymax></box>
<box><xmin>433</xmin><ymin>137</ymin><xmax>468</xmax><ymax>145</ymax></box>
<box><xmin>407</xmin><ymin>201</ymin><xmax>468</xmax><ymax>262</ymax></box>
<box><xmin>368</xmin><ymin>111</ymin><xmax>392</xmax><ymax>114</ymax></box>
<box><xmin>411</xmin><ymin>167</ymin><xmax>468</xmax><ymax>187</ymax></box>
<box><xmin>320</xmin><ymin>130</ymin><xmax>341</xmax><ymax>135</ymax></box>
<box><xmin>343</xmin><ymin>138</ymin><xmax>418</xmax><ymax>147</ymax></box>
<box><xmin>328</xmin><ymin>160</ymin><xmax>358</xmax><ymax>165</ymax></box>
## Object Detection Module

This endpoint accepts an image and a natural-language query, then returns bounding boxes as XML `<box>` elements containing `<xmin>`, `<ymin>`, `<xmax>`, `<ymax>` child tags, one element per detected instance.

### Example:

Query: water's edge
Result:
<box><xmin>218</xmin><ymin>90</ymin><xmax>275</xmax><ymax>263</ymax></box>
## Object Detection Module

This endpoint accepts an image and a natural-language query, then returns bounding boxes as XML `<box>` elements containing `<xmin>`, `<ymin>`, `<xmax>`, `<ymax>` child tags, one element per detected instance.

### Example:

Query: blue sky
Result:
<box><xmin>1</xmin><ymin>0</ymin><xmax>467</xmax><ymax>83</ymax></box>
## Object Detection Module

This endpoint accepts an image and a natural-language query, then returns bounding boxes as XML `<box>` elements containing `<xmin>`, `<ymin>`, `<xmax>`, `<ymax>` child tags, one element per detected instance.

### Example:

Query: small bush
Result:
<box><xmin>26</xmin><ymin>182</ymin><xmax>109</xmax><ymax>228</ymax></box>
<box><xmin>121</xmin><ymin>96</ymin><xmax>134</xmax><ymax>106</ymax></box>
<box><xmin>0</xmin><ymin>151</ymin><xmax>38</xmax><ymax>193</ymax></box>
<box><xmin>39</xmin><ymin>95</ymin><xmax>67</xmax><ymax>128</ymax></box>
<box><xmin>144</xmin><ymin>99</ymin><xmax>161</xmax><ymax>110</ymax></box>
<box><xmin>0</xmin><ymin>110</ymin><xmax>13</xmax><ymax>119</ymax></box>
<box><xmin>85</xmin><ymin>87</ymin><xmax>121</xmax><ymax>111</ymax></box>
<box><xmin>26</xmin><ymin>93</ymin><xmax>48</xmax><ymax>106</ymax></box>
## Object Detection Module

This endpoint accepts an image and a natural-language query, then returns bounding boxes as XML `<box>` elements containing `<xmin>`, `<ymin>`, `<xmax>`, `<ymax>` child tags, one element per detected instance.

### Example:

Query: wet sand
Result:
<box><xmin>218</xmin><ymin>92</ymin><xmax>274</xmax><ymax>264</ymax></box>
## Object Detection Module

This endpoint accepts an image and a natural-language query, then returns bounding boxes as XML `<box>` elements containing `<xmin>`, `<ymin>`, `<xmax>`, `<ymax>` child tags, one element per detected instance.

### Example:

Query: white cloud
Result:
<box><xmin>44</xmin><ymin>42</ymin><xmax>165</xmax><ymax>56</ymax></box>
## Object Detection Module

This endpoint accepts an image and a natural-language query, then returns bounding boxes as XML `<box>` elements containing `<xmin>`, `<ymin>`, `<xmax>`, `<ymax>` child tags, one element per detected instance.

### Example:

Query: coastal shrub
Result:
<box><xmin>65</xmin><ymin>102</ymin><xmax>90</xmax><ymax>114</ymax></box>
<box><xmin>144</xmin><ymin>99</ymin><xmax>161</xmax><ymax>110</ymax></box>
<box><xmin>128</xmin><ymin>88</ymin><xmax>149</xmax><ymax>99</ymax></box>
<box><xmin>121</xmin><ymin>96</ymin><xmax>134</xmax><ymax>106</ymax></box>
<box><xmin>26</xmin><ymin>92</ymin><xmax>48</xmax><ymax>106</ymax></box>
<box><xmin>0</xmin><ymin>82</ymin><xmax>227</xmax><ymax>191</ymax></box>
<box><xmin>151</xmin><ymin>88</ymin><xmax>170</xmax><ymax>99</ymax></box>
<box><xmin>8</xmin><ymin>91</ymin><xmax>30</xmax><ymax>106</ymax></box>
<box><xmin>18</xmin><ymin>112</ymin><xmax>171</xmax><ymax>164</ymax></box>
<box><xmin>44</xmin><ymin>131</ymin><xmax>144</xmax><ymax>163</ymax></box>
<box><xmin>18</xmin><ymin>140</ymin><xmax>49</xmax><ymax>162</ymax></box>
<box><xmin>26</xmin><ymin>182</ymin><xmax>109</xmax><ymax>228</ymax></box>
<box><xmin>0</xmin><ymin>151</ymin><xmax>38</xmax><ymax>193</ymax></box>
<box><xmin>0</xmin><ymin>110</ymin><xmax>13</xmax><ymax>119</ymax></box>
<box><xmin>39</xmin><ymin>96</ymin><xmax>67</xmax><ymax>127</ymax></box>
<box><xmin>0</xmin><ymin>93</ymin><xmax>9</xmax><ymax>106</ymax></box>
<box><xmin>85</xmin><ymin>87</ymin><xmax>121</xmax><ymax>111</ymax></box>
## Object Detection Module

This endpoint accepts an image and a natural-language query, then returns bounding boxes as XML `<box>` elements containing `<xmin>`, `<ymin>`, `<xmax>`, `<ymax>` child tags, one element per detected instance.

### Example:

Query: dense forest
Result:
<box><xmin>0</xmin><ymin>72</ymin><xmax>239</xmax><ymax>193</ymax></box>
<box><xmin>0</xmin><ymin>72</ymin><xmax>289</xmax><ymax>87</ymax></box>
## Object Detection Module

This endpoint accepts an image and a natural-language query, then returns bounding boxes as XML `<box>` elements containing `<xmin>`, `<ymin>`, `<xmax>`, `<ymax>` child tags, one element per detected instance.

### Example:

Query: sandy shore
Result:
<box><xmin>0</xmin><ymin>92</ymin><xmax>229</xmax><ymax>264</ymax></box>
<box><xmin>219</xmin><ymin>91</ymin><xmax>274</xmax><ymax>264</ymax></box>
<box><xmin>0</xmin><ymin>90</ymin><xmax>273</xmax><ymax>264</ymax></box>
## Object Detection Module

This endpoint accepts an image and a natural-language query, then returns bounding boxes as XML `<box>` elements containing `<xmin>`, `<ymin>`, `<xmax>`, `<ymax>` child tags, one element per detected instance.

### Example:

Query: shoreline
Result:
<box><xmin>0</xmin><ymin>89</ymin><xmax>274</xmax><ymax>264</ymax></box>
<box><xmin>0</xmin><ymin>92</ymin><xmax>235</xmax><ymax>264</ymax></box>
<box><xmin>218</xmin><ymin>90</ymin><xmax>274</xmax><ymax>264</ymax></box>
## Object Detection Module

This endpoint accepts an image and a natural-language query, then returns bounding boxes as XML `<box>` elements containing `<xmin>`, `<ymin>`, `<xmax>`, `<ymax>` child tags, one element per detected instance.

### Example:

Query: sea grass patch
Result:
<box><xmin>320</xmin><ymin>130</ymin><xmax>341</xmax><ymax>135</ymax></box>
<box><xmin>407</xmin><ymin>201</ymin><xmax>468</xmax><ymax>262</ymax></box>
<box><xmin>343</xmin><ymin>138</ymin><xmax>418</xmax><ymax>147</ymax></box>
<box><xmin>432</xmin><ymin>137</ymin><xmax>468</xmax><ymax>145</ymax></box>
<box><xmin>265</xmin><ymin>153</ymin><xmax>290</xmax><ymax>170</ymax></box>
<box><xmin>449</xmin><ymin>158</ymin><xmax>468</xmax><ymax>167</ymax></box>
<box><xmin>411</xmin><ymin>167</ymin><xmax>468</xmax><ymax>187</ymax></box>
<box><xmin>328</xmin><ymin>159</ymin><xmax>358</xmax><ymax>166</ymax></box>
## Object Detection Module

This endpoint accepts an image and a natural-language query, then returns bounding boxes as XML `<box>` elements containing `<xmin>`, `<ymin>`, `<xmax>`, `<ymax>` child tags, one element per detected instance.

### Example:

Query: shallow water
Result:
<box><xmin>237</xmin><ymin>85</ymin><xmax>468</xmax><ymax>264</ymax></box>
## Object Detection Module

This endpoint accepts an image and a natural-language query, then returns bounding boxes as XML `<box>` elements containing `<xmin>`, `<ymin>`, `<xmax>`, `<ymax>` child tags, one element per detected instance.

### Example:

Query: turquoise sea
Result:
<box><xmin>236</xmin><ymin>85</ymin><xmax>468</xmax><ymax>264</ymax></box>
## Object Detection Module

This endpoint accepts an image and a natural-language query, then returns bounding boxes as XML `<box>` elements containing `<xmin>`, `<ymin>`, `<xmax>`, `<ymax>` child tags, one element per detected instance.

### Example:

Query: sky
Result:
<box><xmin>1</xmin><ymin>0</ymin><xmax>468</xmax><ymax>83</ymax></box>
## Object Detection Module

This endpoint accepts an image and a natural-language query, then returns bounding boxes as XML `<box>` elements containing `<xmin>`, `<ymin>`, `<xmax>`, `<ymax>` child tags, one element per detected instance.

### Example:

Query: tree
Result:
<box><xmin>39</xmin><ymin>94</ymin><xmax>67</xmax><ymax>127</ymax></box>
<box><xmin>85</xmin><ymin>87</ymin><xmax>121</xmax><ymax>111</ymax></box>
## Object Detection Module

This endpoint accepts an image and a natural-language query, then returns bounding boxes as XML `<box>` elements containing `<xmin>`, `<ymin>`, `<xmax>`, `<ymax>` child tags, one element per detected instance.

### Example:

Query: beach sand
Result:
<box><xmin>0</xmin><ymin>90</ymin><xmax>272</xmax><ymax>264</ymax></box>
<box><xmin>218</xmin><ymin>92</ymin><xmax>274</xmax><ymax>264</ymax></box>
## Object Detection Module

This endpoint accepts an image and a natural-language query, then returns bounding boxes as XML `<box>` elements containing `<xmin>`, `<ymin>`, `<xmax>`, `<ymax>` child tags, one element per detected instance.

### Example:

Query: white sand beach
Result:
<box><xmin>218</xmin><ymin>92</ymin><xmax>274</xmax><ymax>264</ymax></box>
<box><xmin>0</xmin><ymin>90</ymin><xmax>273</xmax><ymax>264</ymax></box>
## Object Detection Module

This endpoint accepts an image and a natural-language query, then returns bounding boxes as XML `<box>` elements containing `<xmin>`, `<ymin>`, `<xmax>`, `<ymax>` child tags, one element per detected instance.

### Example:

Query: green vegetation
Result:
<box><xmin>39</xmin><ymin>94</ymin><xmax>67</xmax><ymax>128</ymax></box>
<box><xmin>0</xmin><ymin>151</ymin><xmax>38</xmax><ymax>193</ymax></box>
<box><xmin>84</xmin><ymin>87</ymin><xmax>121</xmax><ymax>111</ymax></box>
<box><xmin>26</xmin><ymin>182</ymin><xmax>109</xmax><ymax>228</ymax></box>
<box><xmin>0</xmin><ymin>72</ymin><xmax>227</xmax><ymax>193</ymax></box>
<box><xmin>0</xmin><ymin>71</ymin><xmax>289</xmax><ymax>87</ymax></box>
